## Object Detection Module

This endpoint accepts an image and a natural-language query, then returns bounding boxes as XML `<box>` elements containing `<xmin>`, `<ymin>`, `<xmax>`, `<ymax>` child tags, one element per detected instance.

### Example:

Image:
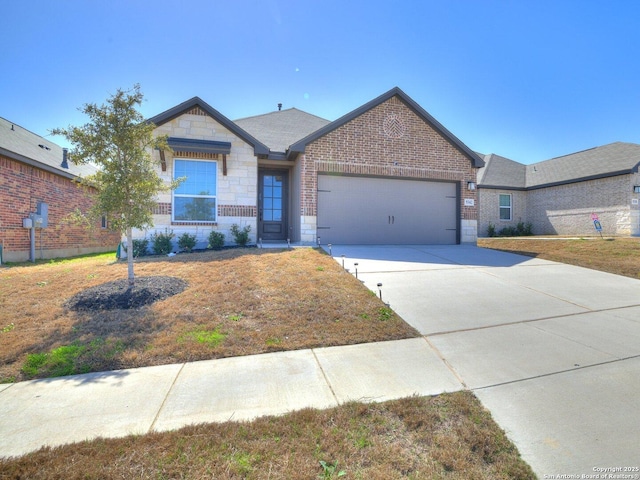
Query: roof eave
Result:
<box><xmin>0</xmin><ymin>146</ymin><xmax>77</xmax><ymax>180</ymax></box>
<box><xmin>527</xmin><ymin>170</ymin><xmax>635</xmax><ymax>190</ymax></box>
<box><xmin>148</xmin><ymin>97</ymin><xmax>270</xmax><ymax>157</ymax></box>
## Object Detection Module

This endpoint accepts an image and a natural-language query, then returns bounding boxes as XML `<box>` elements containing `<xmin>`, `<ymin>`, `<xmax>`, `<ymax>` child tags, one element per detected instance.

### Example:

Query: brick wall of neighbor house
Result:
<box><xmin>134</xmin><ymin>110</ymin><xmax>258</xmax><ymax>251</ymax></box>
<box><xmin>478</xmin><ymin>189</ymin><xmax>528</xmax><ymax>236</ymax></box>
<box><xmin>0</xmin><ymin>154</ymin><xmax>120</xmax><ymax>262</ymax></box>
<box><xmin>300</xmin><ymin>96</ymin><xmax>479</xmax><ymax>243</ymax></box>
<box><xmin>527</xmin><ymin>175</ymin><xmax>633</xmax><ymax>235</ymax></box>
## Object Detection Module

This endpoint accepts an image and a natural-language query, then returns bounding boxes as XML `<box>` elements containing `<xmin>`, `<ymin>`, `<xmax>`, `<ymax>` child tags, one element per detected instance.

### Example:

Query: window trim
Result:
<box><xmin>499</xmin><ymin>193</ymin><xmax>512</xmax><ymax>221</ymax></box>
<box><xmin>172</xmin><ymin>158</ymin><xmax>218</xmax><ymax>223</ymax></box>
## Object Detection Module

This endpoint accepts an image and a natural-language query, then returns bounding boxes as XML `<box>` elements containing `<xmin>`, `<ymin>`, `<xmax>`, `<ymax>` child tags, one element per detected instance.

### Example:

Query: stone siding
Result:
<box><xmin>140</xmin><ymin>113</ymin><xmax>258</xmax><ymax>249</ymax></box>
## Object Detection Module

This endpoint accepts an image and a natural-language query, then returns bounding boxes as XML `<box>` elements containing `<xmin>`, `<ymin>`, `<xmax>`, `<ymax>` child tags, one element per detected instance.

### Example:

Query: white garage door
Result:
<box><xmin>317</xmin><ymin>175</ymin><xmax>458</xmax><ymax>244</ymax></box>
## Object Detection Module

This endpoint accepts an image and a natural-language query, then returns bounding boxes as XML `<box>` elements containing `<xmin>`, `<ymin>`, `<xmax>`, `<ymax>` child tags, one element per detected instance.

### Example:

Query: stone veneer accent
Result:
<box><xmin>134</xmin><ymin>112</ymin><xmax>258</xmax><ymax>248</ymax></box>
<box><xmin>298</xmin><ymin>96</ymin><xmax>479</xmax><ymax>242</ymax></box>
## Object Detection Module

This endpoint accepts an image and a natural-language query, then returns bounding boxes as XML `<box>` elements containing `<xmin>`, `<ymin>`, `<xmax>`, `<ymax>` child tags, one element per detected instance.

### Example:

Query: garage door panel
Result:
<box><xmin>318</xmin><ymin>175</ymin><xmax>457</xmax><ymax>245</ymax></box>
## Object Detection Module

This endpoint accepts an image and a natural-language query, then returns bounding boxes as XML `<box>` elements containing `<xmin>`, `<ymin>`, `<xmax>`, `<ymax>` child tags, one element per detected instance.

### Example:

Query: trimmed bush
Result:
<box><xmin>178</xmin><ymin>232</ymin><xmax>197</xmax><ymax>253</ymax></box>
<box><xmin>151</xmin><ymin>229</ymin><xmax>175</xmax><ymax>255</ymax></box>
<box><xmin>230</xmin><ymin>224</ymin><xmax>251</xmax><ymax>246</ymax></box>
<box><xmin>208</xmin><ymin>230</ymin><xmax>225</xmax><ymax>249</ymax></box>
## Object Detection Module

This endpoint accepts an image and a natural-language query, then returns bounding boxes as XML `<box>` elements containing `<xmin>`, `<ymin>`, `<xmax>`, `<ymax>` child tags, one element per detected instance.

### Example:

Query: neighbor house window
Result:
<box><xmin>173</xmin><ymin>159</ymin><xmax>217</xmax><ymax>222</ymax></box>
<box><xmin>101</xmin><ymin>216</ymin><xmax>108</xmax><ymax>229</ymax></box>
<box><xmin>499</xmin><ymin>194</ymin><xmax>512</xmax><ymax>221</ymax></box>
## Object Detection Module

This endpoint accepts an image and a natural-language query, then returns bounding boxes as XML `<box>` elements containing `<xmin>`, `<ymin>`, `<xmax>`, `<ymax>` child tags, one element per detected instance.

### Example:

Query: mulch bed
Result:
<box><xmin>64</xmin><ymin>276</ymin><xmax>188</xmax><ymax>311</ymax></box>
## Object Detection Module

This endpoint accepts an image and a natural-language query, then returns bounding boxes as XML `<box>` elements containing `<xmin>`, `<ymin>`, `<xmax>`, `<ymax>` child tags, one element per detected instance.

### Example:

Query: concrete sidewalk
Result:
<box><xmin>0</xmin><ymin>337</ymin><xmax>463</xmax><ymax>459</ymax></box>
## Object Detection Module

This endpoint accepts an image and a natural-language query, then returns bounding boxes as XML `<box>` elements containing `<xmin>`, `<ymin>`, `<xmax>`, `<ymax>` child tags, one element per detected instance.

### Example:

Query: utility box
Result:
<box><xmin>23</xmin><ymin>218</ymin><xmax>33</xmax><ymax>228</ymax></box>
<box><xmin>36</xmin><ymin>202</ymin><xmax>48</xmax><ymax>228</ymax></box>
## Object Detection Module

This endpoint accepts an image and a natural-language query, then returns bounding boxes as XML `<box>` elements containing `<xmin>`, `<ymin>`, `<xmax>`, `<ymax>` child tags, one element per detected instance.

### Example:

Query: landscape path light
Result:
<box><xmin>377</xmin><ymin>282</ymin><xmax>383</xmax><ymax>301</ymax></box>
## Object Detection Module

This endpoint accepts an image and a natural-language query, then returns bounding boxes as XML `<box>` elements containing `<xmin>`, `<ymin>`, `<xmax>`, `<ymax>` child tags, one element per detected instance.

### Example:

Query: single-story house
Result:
<box><xmin>0</xmin><ymin>117</ymin><xmax>121</xmax><ymax>262</ymax></box>
<box><xmin>141</xmin><ymin>87</ymin><xmax>484</xmax><ymax>249</ymax></box>
<box><xmin>478</xmin><ymin>142</ymin><xmax>640</xmax><ymax>236</ymax></box>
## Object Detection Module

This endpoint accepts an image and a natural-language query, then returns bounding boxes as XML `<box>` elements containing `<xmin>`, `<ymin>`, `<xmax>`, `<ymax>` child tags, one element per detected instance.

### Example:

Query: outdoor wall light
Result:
<box><xmin>633</xmin><ymin>185</ymin><xmax>640</xmax><ymax>193</ymax></box>
<box><xmin>467</xmin><ymin>181</ymin><xmax>476</xmax><ymax>191</ymax></box>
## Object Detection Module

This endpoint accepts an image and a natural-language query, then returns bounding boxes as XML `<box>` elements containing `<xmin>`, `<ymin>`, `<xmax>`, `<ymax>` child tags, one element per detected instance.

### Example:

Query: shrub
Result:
<box><xmin>487</xmin><ymin>223</ymin><xmax>496</xmax><ymax>237</ymax></box>
<box><xmin>230</xmin><ymin>223</ymin><xmax>251</xmax><ymax>246</ymax></box>
<box><xmin>516</xmin><ymin>221</ymin><xmax>533</xmax><ymax>236</ymax></box>
<box><xmin>132</xmin><ymin>238</ymin><xmax>149</xmax><ymax>257</ymax></box>
<box><xmin>151</xmin><ymin>229</ymin><xmax>175</xmax><ymax>255</ymax></box>
<box><xmin>177</xmin><ymin>232</ymin><xmax>197</xmax><ymax>253</ymax></box>
<box><xmin>208</xmin><ymin>230</ymin><xmax>225</xmax><ymax>249</ymax></box>
<box><xmin>497</xmin><ymin>222</ymin><xmax>533</xmax><ymax>237</ymax></box>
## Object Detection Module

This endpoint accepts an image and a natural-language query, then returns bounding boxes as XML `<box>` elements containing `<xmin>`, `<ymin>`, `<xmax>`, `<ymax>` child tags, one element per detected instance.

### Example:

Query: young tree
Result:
<box><xmin>53</xmin><ymin>85</ymin><xmax>179</xmax><ymax>286</ymax></box>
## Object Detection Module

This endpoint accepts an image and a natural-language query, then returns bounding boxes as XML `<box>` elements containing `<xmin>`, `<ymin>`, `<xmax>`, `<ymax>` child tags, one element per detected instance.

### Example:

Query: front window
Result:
<box><xmin>499</xmin><ymin>194</ymin><xmax>512</xmax><ymax>221</ymax></box>
<box><xmin>173</xmin><ymin>159</ymin><xmax>217</xmax><ymax>222</ymax></box>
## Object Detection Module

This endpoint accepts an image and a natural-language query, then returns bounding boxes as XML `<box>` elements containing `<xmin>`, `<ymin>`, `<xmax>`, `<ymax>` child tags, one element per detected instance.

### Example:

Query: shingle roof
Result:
<box><xmin>525</xmin><ymin>142</ymin><xmax>640</xmax><ymax>188</ymax></box>
<box><xmin>479</xmin><ymin>142</ymin><xmax>640</xmax><ymax>190</ymax></box>
<box><xmin>234</xmin><ymin>108</ymin><xmax>330</xmax><ymax>153</ymax></box>
<box><xmin>477</xmin><ymin>153</ymin><xmax>527</xmax><ymax>189</ymax></box>
<box><xmin>0</xmin><ymin>117</ymin><xmax>97</xmax><ymax>179</ymax></box>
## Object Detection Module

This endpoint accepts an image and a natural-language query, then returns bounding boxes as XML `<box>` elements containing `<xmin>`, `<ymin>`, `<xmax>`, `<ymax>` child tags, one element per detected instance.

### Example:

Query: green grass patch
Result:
<box><xmin>1</xmin><ymin>323</ymin><xmax>15</xmax><ymax>334</ymax></box>
<box><xmin>180</xmin><ymin>328</ymin><xmax>227</xmax><ymax>347</ymax></box>
<box><xmin>265</xmin><ymin>337</ymin><xmax>282</xmax><ymax>346</ymax></box>
<box><xmin>22</xmin><ymin>344</ymin><xmax>88</xmax><ymax>378</ymax></box>
<box><xmin>377</xmin><ymin>307</ymin><xmax>393</xmax><ymax>321</ymax></box>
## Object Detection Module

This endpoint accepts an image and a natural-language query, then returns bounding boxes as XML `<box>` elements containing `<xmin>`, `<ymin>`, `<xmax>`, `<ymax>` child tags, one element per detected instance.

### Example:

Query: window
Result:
<box><xmin>101</xmin><ymin>216</ymin><xmax>107</xmax><ymax>229</ymax></box>
<box><xmin>499</xmin><ymin>194</ymin><xmax>512</xmax><ymax>221</ymax></box>
<box><xmin>173</xmin><ymin>159</ymin><xmax>217</xmax><ymax>222</ymax></box>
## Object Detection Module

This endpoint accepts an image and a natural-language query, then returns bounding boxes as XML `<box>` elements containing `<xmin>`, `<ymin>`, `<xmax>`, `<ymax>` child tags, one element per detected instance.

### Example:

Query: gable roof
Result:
<box><xmin>234</xmin><ymin>108</ymin><xmax>330</xmax><ymax>153</ymax></box>
<box><xmin>289</xmin><ymin>87</ymin><xmax>485</xmax><ymax>168</ymax></box>
<box><xmin>148</xmin><ymin>97</ymin><xmax>270</xmax><ymax>156</ymax></box>
<box><xmin>0</xmin><ymin>117</ymin><xmax>97</xmax><ymax>180</ymax></box>
<box><xmin>479</xmin><ymin>142</ymin><xmax>640</xmax><ymax>190</ymax></box>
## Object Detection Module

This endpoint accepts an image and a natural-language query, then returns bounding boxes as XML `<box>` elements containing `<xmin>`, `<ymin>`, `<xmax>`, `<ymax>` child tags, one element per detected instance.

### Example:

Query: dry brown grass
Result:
<box><xmin>0</xmin><ymin>392</ymin><xmax>536</xmax><ymax>479</ymax></box>
<box><xmin>0</xmin><ymin>248</ymin><xmax>418</xmax><ymax>383</ymax></box>
<box><xmin>478</xmin><ymin>236</ymin><xmax>640</xmax><ymax>279</ymax></box>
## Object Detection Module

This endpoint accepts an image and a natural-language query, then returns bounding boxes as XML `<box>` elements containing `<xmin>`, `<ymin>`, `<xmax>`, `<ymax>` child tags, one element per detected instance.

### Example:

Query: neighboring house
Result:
<box><xmin>141</xmin><ymin>87</ymin><xmax>484</xmax><ymax>249</ymax></box>
<box><xmin>0</xmin><ymin>117</ymin><xmax>120</xmax><ymax>262</ymax></box>
<box><xmin>478</xmin><ymin>142</ymin><xmax>640</xmax><ymax>236</ymax></box>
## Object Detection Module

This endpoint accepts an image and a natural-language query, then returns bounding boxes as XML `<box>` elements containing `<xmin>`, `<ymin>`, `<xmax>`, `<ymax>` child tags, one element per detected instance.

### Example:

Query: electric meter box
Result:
<box><xmin>30</xmin><ymin>202</ymin><xmax>49</xmax><ymax>228</ymax></box>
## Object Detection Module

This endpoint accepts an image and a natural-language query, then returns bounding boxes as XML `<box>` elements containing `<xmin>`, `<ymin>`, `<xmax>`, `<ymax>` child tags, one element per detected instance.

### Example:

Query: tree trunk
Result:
<box><xmin>126</xmin><ymin>227</ymin><xmax>135</xmax><ymax>286</ymax></box>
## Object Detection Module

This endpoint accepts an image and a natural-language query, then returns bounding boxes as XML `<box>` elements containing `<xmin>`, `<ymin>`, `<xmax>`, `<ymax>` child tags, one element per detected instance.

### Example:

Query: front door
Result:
<box><xmin>258</xmin><ymin>169</ymin><xmax>288</xmax><ymax>241</ymax></box>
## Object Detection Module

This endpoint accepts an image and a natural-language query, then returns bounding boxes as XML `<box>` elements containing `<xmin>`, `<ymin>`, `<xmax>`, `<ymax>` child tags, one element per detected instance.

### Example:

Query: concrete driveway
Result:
<box><xmin>329</xmin><ymin>244</ymin><xmax>640</xmax><ymax>478</ymax></box>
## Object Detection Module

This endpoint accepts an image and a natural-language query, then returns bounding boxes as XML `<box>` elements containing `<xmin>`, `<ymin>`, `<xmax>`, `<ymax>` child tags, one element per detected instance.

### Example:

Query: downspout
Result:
<box><xmin>30</xmin><ymin>223</ymin><xmax>36</xmax><ymax>262</ymax></box>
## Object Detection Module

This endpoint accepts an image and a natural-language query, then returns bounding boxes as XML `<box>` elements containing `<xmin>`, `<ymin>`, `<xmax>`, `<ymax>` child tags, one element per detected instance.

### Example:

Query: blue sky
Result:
<box><xmin>2</xmin><ymin>0</ymin><xmax>639</xmax><ymax>164</ymax></box>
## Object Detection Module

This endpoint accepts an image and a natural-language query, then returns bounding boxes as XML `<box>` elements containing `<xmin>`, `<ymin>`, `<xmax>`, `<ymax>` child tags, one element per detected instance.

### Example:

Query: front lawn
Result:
<box><xmin>0</xmin><ymin>248</ymin><xmax>418</xmax><ymax>383</ymax></box>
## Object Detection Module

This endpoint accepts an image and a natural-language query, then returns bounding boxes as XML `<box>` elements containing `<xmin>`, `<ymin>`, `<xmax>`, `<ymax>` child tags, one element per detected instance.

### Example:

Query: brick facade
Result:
<box><xmin>298</xmin><ymin>96</ymin><xmax>479</xmax><ymax>242</ymax></box>
<box><xmin>479</xmin><ymin>172</ymin><xmax>640</xmax><ymax>236</ymax></box>
<box><xmin>0</xmin><ymin>154</ymin><xmax>121</xmax><ymax>262</ymax></box>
